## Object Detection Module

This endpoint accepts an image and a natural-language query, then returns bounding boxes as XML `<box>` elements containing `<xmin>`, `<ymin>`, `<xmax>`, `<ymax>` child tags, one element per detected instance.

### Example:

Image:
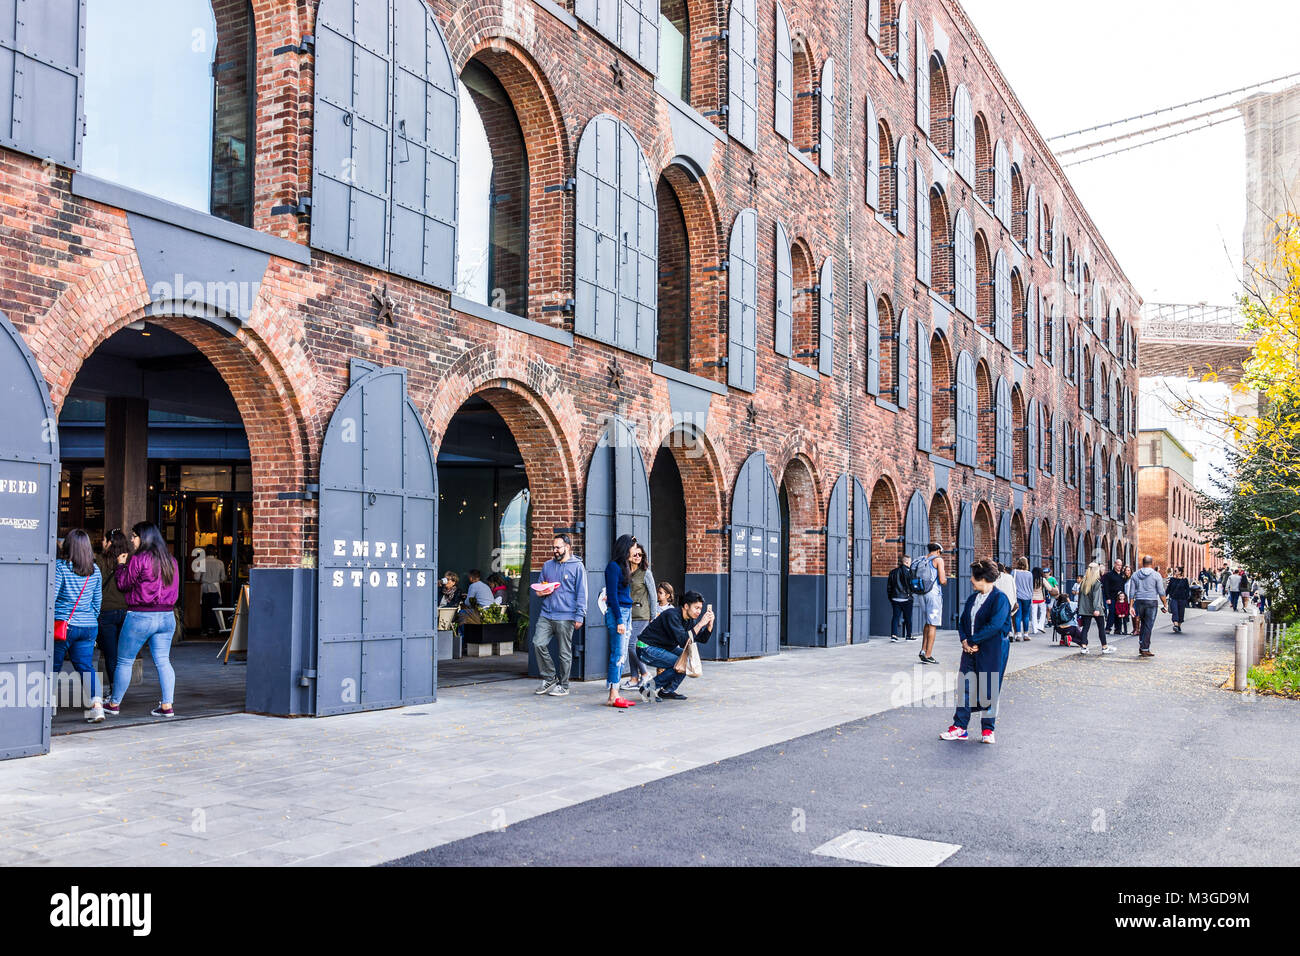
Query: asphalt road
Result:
<box><xmin>388</xmin><ymin>612</ymin><xmax>1300</xmax><ymax>866</ymax></box>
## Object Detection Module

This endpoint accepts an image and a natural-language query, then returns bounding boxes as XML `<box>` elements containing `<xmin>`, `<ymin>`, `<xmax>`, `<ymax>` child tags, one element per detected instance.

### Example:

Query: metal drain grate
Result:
<box><xmin>812</xmin><ymin>830</ymin><xmax>961</xmax><ymax>866</ymax></box>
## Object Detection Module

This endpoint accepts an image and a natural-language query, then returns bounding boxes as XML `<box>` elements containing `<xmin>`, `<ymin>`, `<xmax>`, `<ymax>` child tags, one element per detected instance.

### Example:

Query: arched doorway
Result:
<box><xmin>731</xmin><ymin>452</ymin><xmax>782</xmax><ymax>658</ymax></box>
<box><xmin>903</xmin><ymin>491</ymin><xmax>929</xmax><ymax>634</ymax></box>
<box><xmin>974</xmin><ymin>502</ymin><xmax>994</xmax><ymax>563</ymax></box>
<box><xmin>1011</xmin><ymin>510</ymin><xmax>1026</xmax><ymax>565</ymax></box>
<box><xmin>869</xmin><ymin>477</ymin><xmax>901</xmax><ymax>637</ymax></box>
<box><xmin>779</xmin><ymin>455</ymin><xmax>821</xmax><ymax>647</ymax></box>
<box><xmin>929</xmin><ymin>491</ymin><xmax>956</xmax><ymax>622</ymax></box>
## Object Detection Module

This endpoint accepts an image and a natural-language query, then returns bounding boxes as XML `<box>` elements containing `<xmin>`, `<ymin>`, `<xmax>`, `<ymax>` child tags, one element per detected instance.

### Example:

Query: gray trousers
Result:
<box><xmin>533</xmin><ymin>616</ymin><xmax>575</xmax><ymax>686</ymax></box>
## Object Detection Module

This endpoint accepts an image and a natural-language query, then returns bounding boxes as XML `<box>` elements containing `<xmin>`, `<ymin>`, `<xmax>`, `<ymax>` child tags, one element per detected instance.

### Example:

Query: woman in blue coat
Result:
<box><xmin>941</xmin><ymin>559</ymin><xmax>1013</xmax><ymax>744</ymax></box>
<box><xmin>603</xmin><ymin>534</ymin><xmax>637</xmax><ymax>707</ymax></box>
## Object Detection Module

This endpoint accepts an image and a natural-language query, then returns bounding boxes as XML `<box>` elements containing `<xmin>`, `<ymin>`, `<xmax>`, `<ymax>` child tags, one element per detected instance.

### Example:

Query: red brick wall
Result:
<box><xmin>0</xmin><ymin>0</ymin><xmax>1142</xmax><ymax>592</ymax></box>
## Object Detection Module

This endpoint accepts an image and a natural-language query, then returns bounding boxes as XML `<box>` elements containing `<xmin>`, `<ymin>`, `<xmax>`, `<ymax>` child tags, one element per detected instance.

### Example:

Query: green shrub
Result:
<box><xmin>1250</xmin><ymin>621</ymin><xmax>1300</xmax><ymax>696</ymax></box>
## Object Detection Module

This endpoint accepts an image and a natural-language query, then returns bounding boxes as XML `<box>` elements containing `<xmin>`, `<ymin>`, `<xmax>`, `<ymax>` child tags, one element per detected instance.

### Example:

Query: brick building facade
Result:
<box><xmin>0</xmin><ymin>0</ymin><xmax>1141</xmax><ymax>725</ymax></box>
<box><xmin>1137</xmin><ymin>429</ymin><xmax>1217</xmax><ymax>576</ymax></box>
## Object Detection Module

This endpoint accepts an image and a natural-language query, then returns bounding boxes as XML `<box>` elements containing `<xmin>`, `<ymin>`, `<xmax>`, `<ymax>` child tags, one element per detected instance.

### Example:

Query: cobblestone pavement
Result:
<box><xmin>0</xmin><ymin>611</ymin><xmax>1244</xmax><ymax>865</ymax></box>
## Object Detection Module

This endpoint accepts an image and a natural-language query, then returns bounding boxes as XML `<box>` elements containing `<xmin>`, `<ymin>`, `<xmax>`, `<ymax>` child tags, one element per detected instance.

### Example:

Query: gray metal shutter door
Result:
<box><xmin>1026</xmin><ymin>284</ymin><xmax>1036</xmax><ymax>366</ymax></box>
<box><xmin>389</xmin><ymin>0</ymin><xmax>459</xmax><ymax>290</ymax></box>
<box><xmin>775</xmin><ymin>220</ymin><xmax>793</xmax><ymax>355</ymax></box>
<box><xmin>994</xmin><ymin>140</ymin><xmax>1010</xmax><ymax>226</ymax></box>
<box><xmin>729</xmin><ymin>452</ymin><xmax>781</xmax><ymax>657</ymax></box>
<box><xmin>956</xmin><ymin>351</ymin><xmax>975</xmax><ymax>465</ymax></box>
<box><xmin>1078</xmin><ymin>436</ymin><xmax>1086</xmax><ymax>509</ymax></box>
<box><xmin>819</xmin><ymin>58</ymin><xmax>834</xmax><ymax>175</ymax></box>
<box><xmin>865</xmin><ymin>96</ymin><xmax>879</xmax><ymax>208</ymax></box>
<box><xmin>852</xmin><ymin>479</ymin><xmax>872</xmax><ymax>643</ymax></box>
<box><xmin>994</xmin><ymin>250</ymin><xmax>1010</xmax><ymax>346</ymax></box>
<box><xmin>616</xmin><ymin>123</ymin><xmax>658</xmax><ymax>357</ymax></box>
<box><xmin>896</xmin><ymin>136</ymin><xmax>909</xmax><ymax>234</ymax></box>
<box><xmin>620</xmin><ymin>0</ymin><xmax>660</xmax><ymax>74</ymax></box>
<box><xmin>955</xmin><ymin>86</ymin><xmax>974</xmax><ymax>182</ymax></box>
<box><xmin>1075</xmin><ymin>533</ymin><xmax>1086</xmax><ymax>581</ymax></box>
<box><xmin>865</xmin><ymin>283</ymin><xmax>880</xmax><ymax>395</ymax></box>
<box><xmin>728</xmin><ymin>0</ymin><xmax>757</xmax><ymax>150</ymax></box>
<box><xmin>868</xmin><ymin>0</ymin><xmax>880</xmax><ymax>43</ymax></box>
<box><xmin>997</xmin><ymin>511</ymin><xmax>1011</xmax><ymax>566</ymax></box>
<box><xmin>957</xmin><ymin>503</ymin><xmax>974</xmax><ymax>610</ymax></box>
<box><xmin>575</xmin><ymin>115</ymin><xmax>620</xmax><ymax>345</ymax></box>
<box><xmin>896</xmin><ymin>306</ymin><xmax>909</xmax><ymax>407</ymax></box>
<box><xmin>1052</xmin><ymin>412</ymin><xmax>1060</xmax><ymax>476</ymax></box>
<box><xmin>1092</xmin><ymin>354</ymin><xmax>1102</xmax><ymax>418</ymax></box>
<box><xmin>819</xmin><ymin>257</ymin><xmax>834</xmax><ymax>375</ymax></box>
<box><xmin>312</xmin><ymin>0</ymin><xmax>392</xmax><ymax>270</ymax></box>
<box><xmin>995</xmin><ymin>377</ymin><xmax>1011</xmax><ymax>478</ymax></box>
<box><xmin>0</xmin><ymin>0</ymin><xmax>84</xmax><ymax>168</ymax></box>
<box><xmin>611</xmin><ymin>417</ymin><xmax>653</xmax><ymax>553</ymax></box>
<box><xmin>1029</xmin><ymin>520</ymin><xmax>1042</xmax><ymax>568</ymax></box>
<box><xmin>576</xmin><ymin>0</ymin><xmax>619</xmax><ymax>44</ymax></box>
<box><xmin>916</xmin><ymin>317</ymin><xmax>932</xmax><ymax>452</ymax></box>
<box><xmin>1026</xmin><ymin>398</ymin><xmax>1038</xmax><ymax>489</ymax></box>
<box><xmin>898</xmin><ymin>3</ymin><xmax>909</xmax><ymax>79</ymax></box>
<box><xmin>915</xmin><ymin>21</ymin><xmax>929</xmax><ymax>132</ymax></box>
<box><xmin>955</xmin><ymin>212</ymin><xmax>974</xmax><ymax>316</ymax></box>
<box><xmin>826</xmin><ymin>475</ymin><xmax>849</xmax><ymax>647</ymax></box>
<box><xmin>1054</xmin><ymin>526</ymin><xmax>1065</xmax><ymax>577</ymax></box>
<box><xmin>0</xmin><ymin>309</ymin><xmax>59</xmax><ymax>760</ymax></box>
<box><xmin>728</xmin><ymin>208</ymin><xmax>758</xmax><ymax>391</ymax></box>
<box><xmin>916</xmin><ymin>161</ymin><xmax>930</xmax><ymax>284</ymax></box>
<box><xmin>317</xmin><ymin>366</ymin><xmax>437</xmax><ymax>715</ymax></box>
<box><xmin>1094</xmin><ymin>446</ymin><xmax>1103</xmax><ymax>513</ymax></box>
<box><xmin>774</xmin><ymin>2</ymin><xmax>792</xmax><ymax>140</ymax></box>
<box><xmin>583</xmin><ymin>430</ymin><xmax>614</xmax><ymax>682</ymax></box>
<box><xmin>905</xmin><ymin>491</ymin><xmax>929</xmax><ymax>638</ymax></box>
<box><xmin>1025</xmin><ymin>184</ymin><xmax>1037</xmax><ymax>255</ymax></box>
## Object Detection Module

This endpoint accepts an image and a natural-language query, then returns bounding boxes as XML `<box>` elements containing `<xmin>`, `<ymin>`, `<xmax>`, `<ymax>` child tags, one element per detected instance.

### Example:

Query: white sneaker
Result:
<box><xmin>1078</xmin><ymin>645</ymin><xmax>1089</xmax><ymax>655</ymax></box>
<box><xmin>1101</xmin><ymin>645</ymin><xmax>1115</xmax><ymax>655</ymax></box>
<box><xmin>547</xmin><ymin>684</ymin><xmax>569</xmax><ymax>697</ymax></box>
<box><xmin>85</xmin><ymin>700</ymin><xmax>105</xmax><ymax>723</ymax></box>
<box><xmin>535</xmin><ymin>680</ymin><xmax>557</xmax><ymax>695</ymax></box>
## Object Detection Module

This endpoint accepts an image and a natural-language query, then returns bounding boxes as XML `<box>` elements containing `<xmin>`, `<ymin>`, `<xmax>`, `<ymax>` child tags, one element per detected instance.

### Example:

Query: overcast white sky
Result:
<box><xmin>961</xmin><ymin>0</ymin><xmax>1300</xmax><ymax>307</ymax></box>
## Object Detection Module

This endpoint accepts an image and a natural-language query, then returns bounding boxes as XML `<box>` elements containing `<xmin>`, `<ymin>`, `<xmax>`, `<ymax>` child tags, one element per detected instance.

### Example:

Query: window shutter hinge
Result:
<box><xmin>702</xmin><ymin>29</ymin><xmax>730</xmax><ymax>43</ymax></box>
<box><xmin>703</xmin><ymin>356</ymin><xmax>730</xmax><ymax>368</ymax></box>
<box><xmin>703</xmin><ymin>260</ymin><xmax>729</xmax><ymax>273</ymax></box>
<box><xmin>540</xmin><ymin>299</ymin><xmax>575</xmax><ymax>314</ymax></box>
<box><xmin>271</xmin><ymin>195</ymin><xmax>311</xmax><ymax>217</ymax></box>
<box><xmin>544</xmin><ymin>177</ymin><xmax>577</xmax><ymax>194</ymax></box>
<box><xmin>273</xmin><ymin>34</ymin><xmax>315</xmax><ymax>56</ymax></box>
<box><xmin>702</xmin><ymin>105</ymin><xmax>730</xmax><ymax>117</ymax></box>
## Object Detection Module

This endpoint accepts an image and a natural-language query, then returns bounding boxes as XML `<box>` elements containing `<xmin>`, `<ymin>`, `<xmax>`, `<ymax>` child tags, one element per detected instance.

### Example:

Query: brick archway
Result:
<box><xmin>973</xmin><ymin>501</ymin><xmax>995</xmax><ymax>561</ymax></box>
<box><xmin>929</xmin><ymin>490</ymin><xmax>954</xmax><ymax>554</ymax></box>
<box><xmin>869</xmin><ymin>475</ymin><xmax>901</xmax><ymax>575</ymax></box>
<box><xmin>656</xmin><ymin>163</ymin><xmax>724</xmax><ymax>381</ymax></box>
<box><xmin>651</xmin><ymin>422</ymin><xmax>728</xmax><ymax>576</ymax></box>
<box><xmin>779</xmin><ymin>454</ymin><xmax>823</xmax><ymax>575</ymax></box>
<box><xmin>30</xmin><ymin>260</ymin><xmax>315</xmax><ymax>566</ymax></box>
<box><xmin>930</xmin><ymin>330</ymin><xmax>954</xmax><ymax>456</ymax></box>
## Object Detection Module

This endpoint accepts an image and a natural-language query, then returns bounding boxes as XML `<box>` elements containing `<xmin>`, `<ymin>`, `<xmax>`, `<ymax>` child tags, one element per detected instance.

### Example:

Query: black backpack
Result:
<box><xmin>1050</xmin><ymin>599</ymin><xmax>1074</xmax><ymax>627</ymax></box>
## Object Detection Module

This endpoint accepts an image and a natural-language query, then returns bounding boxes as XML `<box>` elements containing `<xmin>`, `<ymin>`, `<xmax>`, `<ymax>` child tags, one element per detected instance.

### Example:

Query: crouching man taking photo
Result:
<box><xmin>636</xmin><ymin>591</ymin><xmax>714</xmax><ymax>702</ymax></box>
<box><xmin>941</xmin><ymin>560</ymin><xmax>1013</xmax><ymax>745</ymax></box>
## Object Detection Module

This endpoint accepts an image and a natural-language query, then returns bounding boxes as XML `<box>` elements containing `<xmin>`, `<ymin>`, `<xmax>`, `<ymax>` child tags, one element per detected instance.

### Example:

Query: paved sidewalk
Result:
<box><xmin>0</xmin><ymin>614</ymin><xmax>1215</xmax><ymax>866</ymax></box>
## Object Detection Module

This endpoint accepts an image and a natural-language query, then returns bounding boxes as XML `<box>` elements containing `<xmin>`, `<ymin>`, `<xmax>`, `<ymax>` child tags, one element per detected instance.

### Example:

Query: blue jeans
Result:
<box><xmin>112</xmin><ymin>611</ymin><xmax>176</xmax><ymax>705</ymax></box>
<box><xmin>1015</xmin><ymin>598</ymin><xmax>1032</xmax><ymax>633</ymax></box>
<box><xmin>97</xmin><ymin>608</ymin><xmax>126</xmax><ymax>683</ymax></box>
<box><xmin>1134</xmin><ymin>600</ymin><xmax>1159</xmax><ymax>651</ymax></box>
<box><xmin>889</xmin><ymin>599</ymin><xmax>912</xmax><ymax>639</ymax></box>
<box><xmin>636</xmin><ymin>643</ymin><xmax>686</xmax><ymax>695</ymax></box>
<box><xmin>53</xmin><ymin>623</ymin><xmax>101</xmax><ymax>701</ymax></box>
<box><xmin>953</xmin><ymin>636</ymin><xmax>1010</xmax><ymax>732</ymax></box>
<box><xmin>604</xmin><ymin>606</ymin><xmax>632</xmax><ymax>688</ymax></box>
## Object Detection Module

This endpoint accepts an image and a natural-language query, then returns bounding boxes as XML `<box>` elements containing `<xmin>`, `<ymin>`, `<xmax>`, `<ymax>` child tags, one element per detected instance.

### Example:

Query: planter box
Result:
<box><xmin>463</xmin><ymin>622</ymin><xmax>515</xmax><ymax>646</ymax></box>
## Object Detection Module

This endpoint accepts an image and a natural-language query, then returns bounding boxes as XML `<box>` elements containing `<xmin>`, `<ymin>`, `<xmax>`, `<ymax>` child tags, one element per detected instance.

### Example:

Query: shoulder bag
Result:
<box><xmin>54</xmin><ymin>573</ymin><xmax>90</xmax><ymax>642</ymax></box>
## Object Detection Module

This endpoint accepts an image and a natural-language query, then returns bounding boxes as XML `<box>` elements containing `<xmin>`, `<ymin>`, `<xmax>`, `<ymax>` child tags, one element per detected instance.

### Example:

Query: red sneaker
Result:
<box><xmin>611</xmin><ymin>698</ymin><xmax>636</xmax><ymax>708</ymax></box>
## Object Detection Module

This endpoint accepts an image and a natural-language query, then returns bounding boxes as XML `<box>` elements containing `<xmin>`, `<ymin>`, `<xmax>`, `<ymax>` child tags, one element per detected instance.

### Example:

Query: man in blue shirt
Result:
<box><xmin>531</xmin><ymin>535</ymin><xmax>587</xmax><ymax>697</ymax></box>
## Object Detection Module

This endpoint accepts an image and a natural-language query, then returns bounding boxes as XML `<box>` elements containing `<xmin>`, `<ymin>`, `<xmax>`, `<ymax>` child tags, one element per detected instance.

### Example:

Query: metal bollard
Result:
<box><xmin>1234</xmin><ymin>622</ymin><xmax>1249</xmax><ymax>692</ymax></box>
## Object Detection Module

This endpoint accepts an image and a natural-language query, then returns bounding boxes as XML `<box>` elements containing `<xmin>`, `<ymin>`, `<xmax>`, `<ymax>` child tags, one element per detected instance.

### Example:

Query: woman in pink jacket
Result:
<box><xmin>105</xmin><ymin>522</ymin><xmax>180</xmax><ymax>718</ymax></box>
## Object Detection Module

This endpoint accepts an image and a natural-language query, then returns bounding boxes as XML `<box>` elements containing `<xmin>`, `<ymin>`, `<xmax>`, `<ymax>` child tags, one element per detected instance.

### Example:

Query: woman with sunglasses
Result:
<box><xmin>603</xmin><ymin>534</ymin><xmax>638</xmax><ymax>708</ymax></box>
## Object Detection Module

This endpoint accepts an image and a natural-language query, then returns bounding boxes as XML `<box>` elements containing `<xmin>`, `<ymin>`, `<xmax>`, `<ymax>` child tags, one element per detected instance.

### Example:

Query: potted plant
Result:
<box><xmin>464</xmin><ymin>599</ymin><xmax>515</xmax><ymax>649</ymax></box>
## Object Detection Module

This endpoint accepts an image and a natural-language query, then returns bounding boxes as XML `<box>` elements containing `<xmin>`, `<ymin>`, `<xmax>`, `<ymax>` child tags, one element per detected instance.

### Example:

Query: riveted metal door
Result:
<box><xmin>773</xmin><ymin>1</ymin><xmax>792</xmax><ymax>140</ymax></box>
<box><xmin>729</xmin><ymin>452</ymin><xmax>781</xmax><ymax>657</ymax></box>
<box><xmin>1026</xmin><ymin>397</ymin><xmax>1038</xmax><ymax>489</ymax></box>
<box><xmin>727</xmin><ymin>0</ymin><xmax>757</xmax><ymax>150</ymax></box>
<box><xmin>904</xmin><ymin>491</ymin><xmax>928</xmax><ymax>634</ymax></box>
<box><xmin>956</xmin><ymin>351</ymin><xmax>976</xmax><ymax>465</ymax></box>
<box><xmin>774</xmin><ymin>220</ymin><xmax>793</xmax><ymax>356</ymax></box>
<box><xmin>916</xmin><ymin>316</ymin><xmax>931</xmax><ymax>452</ymax></box>
<box><xmin>617</xmin><ymin>122</ymin><xmax>658</xmax><ymax>356</ymax></box>
<box><xmin>1053</xmin><ymin>525</ymin><xmax>1064</xmax><ymax>580</ymax></box>
<box><xmin>956</xmin><ymin>502</ymin><xmax>974</xmax><ymax>611</ymax></box>
<box><xmin>819</xmin><ymin>58</ymin><xmax>834</xmax><ymax>174</ymax></box>
<box><xmin>914</xmin><ymin>20</ymin><xmax>929</xmax><ymax>133</ymax></box>
<box><xmin>994</xmin><ymin>250</ymin><xmax>1011</xmax><ymax>346</ymax></box>
<box><xmin>865</xmin><ymin>96</ymin><xmax>879</xmax><ymax>208</ymax></box>
<box><xmin>866</xmin><ymin>282</ymin><xmax>880</xmax><ymax>395</ymax></box>
<box><xmin>852</xmin><ymin>478</ymin><xmax>871</xmax><ymax>644</ymax></box>
<box><xmin>1029</xmin><ymin>519</ymin><xmax>1042</xmax><ymax>569</ymax></box>
<box><xmin>915</xmin><ymin>159</ymin><xmax>930</xmax><ymax>284</ymax></box>
<box><xmin>727</xmin><ymin>208</ymin><xmax>758</xmax><ymax>392</ymax></box>
<box><xmin>1075</xmin><ymin>532</ymin><xmax>1087</xmax><ymax>582</ymax></box>
<box><xmin>583</xmin><ymin>416</ymin><xmax>652</xmax><ymax>680</ymax></box>
<box><xmin>997</xmin><ymin>510</ymin><xmax>1011</xmax><ymax>566</ymax></box>
<box><xmin>0</xmin><ymin>310</ymin><xmax>58</xmax><ymax>760</ymax></box>
<box><xmin>0</xmin><ymin>0</ymin><xmax>85</xmax><ymax>169</ymax></box>
<box><xmin>312</xmin><ymin>0</ymin><xmax>393</xmax><ymax>270</ymax></box>
<box><xmin>389</xmin><ymin>0</ymin><xmax>459</xmax><ymax>290</ymax></box>
<box><xmin>896</xmin><ymin>136</ymin><xmax>908</xmax><ymax>235</ymax></box>
<box><xmin>995</xmin><ymin>377</ymin><xmax>1012</xmax><ymax>478</ymax></box>
<box><xmin>575</xmin><ymin>114</ymin><xmax>621</xmax><ymax>347</ymax></box>
<box><xmin>316</xmin><ymin>363</ymin><xmax>437</xmax><ymax>715</ymax></box>
<box><xmin>896</xmin><ymin>306</ymin><xmax>909</xmax><ymax>407</ymax></box>
<box><xmin>825</xmin><ymin>474</ymin><xmax>848</xmax><ymax>647</ymax></box>
<box><xmin>818</xmin><ymin>257</ymin><xmax>835</xmax><ymax>375</ymax></box>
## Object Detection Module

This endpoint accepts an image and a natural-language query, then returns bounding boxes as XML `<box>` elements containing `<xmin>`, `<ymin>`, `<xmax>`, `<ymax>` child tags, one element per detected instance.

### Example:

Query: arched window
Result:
<box><xmin>954</xmin><ymin>208</ymin><xmax>975</xmax><ymax>317</ymax></box>
<box><xmin>1012</xmin><ymin>169</ymin><xmax>1028</xmax><ymax>246</ymax></box>
<box><xmin>953</xmin><ymin>85</ymin><xmax>974</xmax><ymax>182</ymax></box>
<box><xmin>930</xmin><ymin>332</ymin><xmax>954</xmax><ymax>459</ymax></box>
<box><xmin>84</xmin><ymin>0</ymin><xmax>256</xmax><ymax>226</ymax></box>
<box><xmin>878</xmin><ymin>292</ymin><xmax>896</xmax><ymax>398</ymax></box>
<box><xmin>994</xmin><ymin>375</ymin><xmax>1012</xmax><ymax>479</ymax></box>
<box><xmin>1011</xmin><ymin>269</ymin><xmax>1026</xmax><ymax>357</ymax></box>
<box><xmin>792</xmin><ymin>238</ymin><xmax>817</xmax><ymax>364</ymax></box>
<box><xmin>928</xmin><ymin>184</ymin><xmax>949</xmax><ymax>293</ymax></box>
<box><xmin>976</xmin><ymin>360</ymin><xmax>994</xmax><ymax>471</ymax></box>
<box><xmin>974</xmin><ymin>230</ymin><xmax>992</xmax><ymax>332</ymax></box>
<box><xmin>458</xmin><ymin>59</ymin><xmax>529</xmax><ymax>316</ymax></box>
<box><xmin>974</xmin><ymin>114</ymin><xmax>991</xmax><ymax>203</ymax></box>
<box><xmin>928</xmin><ymin>54</ymin><xmax>951</xmax><ymax>153</ymax></box>
<box><xmin>792</xmin><ymin>34</ymin><xmax>816</xmax><ymax>157</ymax></box>
<box><xmin>1011</xmin><ymin>385</ymin><xmax>1026</xmax><ymax>484</ymax></box>
<box><xmin>877</xmin><ymin>117</ymin><xmax>895</xmax><ymax>214</ymax></box>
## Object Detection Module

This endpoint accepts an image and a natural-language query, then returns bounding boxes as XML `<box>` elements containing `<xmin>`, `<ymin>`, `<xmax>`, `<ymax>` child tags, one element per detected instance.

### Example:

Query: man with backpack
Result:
<box><xmin>914</xmin><ymin>543</ymin><xmax>948</xmax><ymax>665</ymax></box>
<box><xmin>887</xmin><ymin>555</ymin><xmax>916</xmax><ymax>643</ymax></box>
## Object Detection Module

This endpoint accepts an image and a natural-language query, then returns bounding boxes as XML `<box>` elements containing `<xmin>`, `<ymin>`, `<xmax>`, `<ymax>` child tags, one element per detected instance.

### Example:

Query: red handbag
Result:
<box><xmin>54</xmin><ymin>573</ymin><xmax>90</xmax><ymax>642</ymax></box>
